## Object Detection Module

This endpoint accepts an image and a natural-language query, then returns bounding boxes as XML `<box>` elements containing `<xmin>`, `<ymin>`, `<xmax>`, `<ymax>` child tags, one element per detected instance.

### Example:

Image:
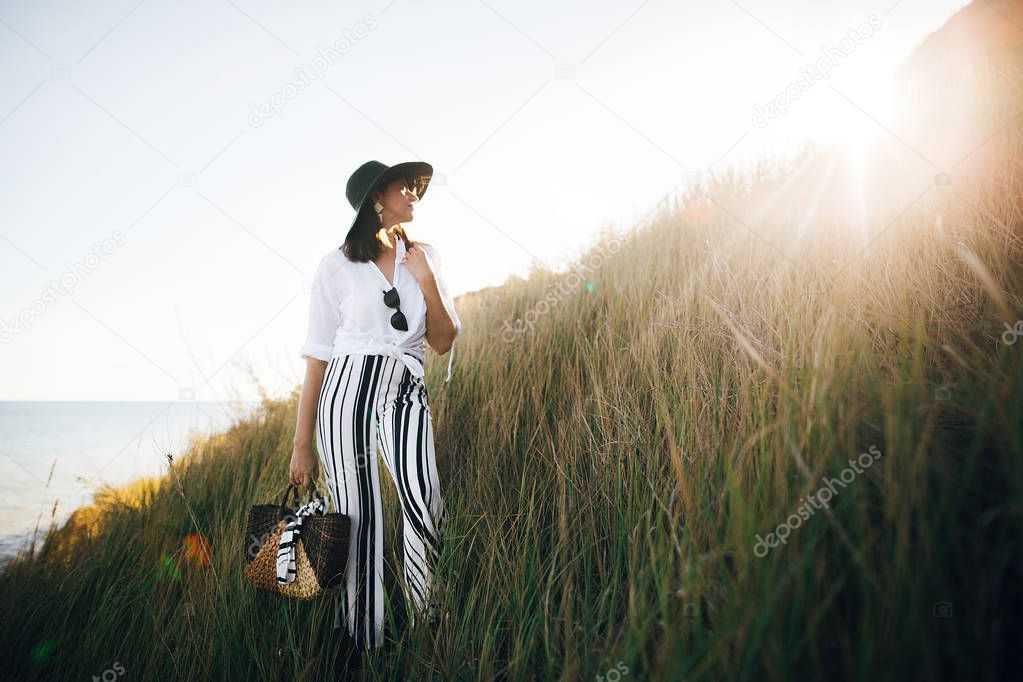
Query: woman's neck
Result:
<box><xmin>379</xmin><ymin>225</ymin><xmax>405</xmax><ymax>249</ymax></box>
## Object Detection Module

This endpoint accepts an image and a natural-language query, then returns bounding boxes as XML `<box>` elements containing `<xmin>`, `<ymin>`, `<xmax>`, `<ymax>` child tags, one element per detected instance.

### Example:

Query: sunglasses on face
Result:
<box><xmin>403</xmin><ymin>174</ymin><xmax>426</xmax><ymax>197</ymax></box>
<box><xmin>382</xmin><ymin>286</ymin><xmax>408</xmax><ymax>331</ymax></box>
<box><xmin>390</xmin><ymin>175</ymin><xmax>423</xmax><ymax>198</ymax></box>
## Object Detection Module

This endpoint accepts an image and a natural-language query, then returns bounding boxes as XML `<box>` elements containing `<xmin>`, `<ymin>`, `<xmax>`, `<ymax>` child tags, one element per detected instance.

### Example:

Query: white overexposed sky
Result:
<box><xmin>0</xmin><ymin>0</ymin><xmax>970</xmax><ymax>401</ymax></box>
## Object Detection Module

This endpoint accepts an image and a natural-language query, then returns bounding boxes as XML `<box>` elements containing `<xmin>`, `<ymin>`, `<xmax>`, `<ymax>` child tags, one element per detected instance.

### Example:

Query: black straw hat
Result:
<box><xmin>345</xmin><ymin>160</ymin><xmax>433</xmax><ymax>239</ymax></box>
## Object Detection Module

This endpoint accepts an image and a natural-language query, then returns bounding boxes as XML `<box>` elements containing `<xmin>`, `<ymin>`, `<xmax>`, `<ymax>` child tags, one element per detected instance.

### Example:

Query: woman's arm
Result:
<box><xmin>294</xmin><ymin>357</ymin><xmax>327</xmax><ymax>449</ymax></box>
<box><xmin>404</xmin><ymin>242</ymin><xmax>460</xmax><ymax>355</ymax></box>
<box><xmin>290</xmin><ymin>357</ymin><xmax>327</xmax><ymax>487</ymax></box>
<box><xmin>415</xmin><ymin>244</ymin><xmax>464</xmax><ymax>351</ymax></box>
<box><xmin>421</xmin><ymin>272</ymin><xmax>458</xmax><ymax>354</ymax></box>
<box><xmin>291</xmin><ymin>252</ymin><xmax>342</xmax><ymax>488</ymax></box>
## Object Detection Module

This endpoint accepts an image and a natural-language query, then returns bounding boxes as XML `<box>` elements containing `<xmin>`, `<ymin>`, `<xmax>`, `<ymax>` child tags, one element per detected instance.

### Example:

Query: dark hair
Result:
<box><xmin>341</xmin><ymin>175</ymin><xmax>421</xmax><ymax>262</ymax></box>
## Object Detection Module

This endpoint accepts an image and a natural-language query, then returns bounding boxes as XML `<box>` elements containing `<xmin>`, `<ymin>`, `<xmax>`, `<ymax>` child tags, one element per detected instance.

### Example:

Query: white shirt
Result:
<box><xmin>300</xmin><ymin>238</ymin><xmax>462</xmax><ymax>382</ymax></box>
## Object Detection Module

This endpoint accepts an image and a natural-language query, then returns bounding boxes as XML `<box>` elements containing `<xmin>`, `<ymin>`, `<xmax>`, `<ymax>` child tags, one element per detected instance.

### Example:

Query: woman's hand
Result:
<box><xmin>401</xmin><ymin>244</ymin><xmax>436</xmax><ymax>286</ymax></box>
<box><xmin>289</xmin><ymin>443</ymin><xmax>318</xmax><ymax>488</ymax></box>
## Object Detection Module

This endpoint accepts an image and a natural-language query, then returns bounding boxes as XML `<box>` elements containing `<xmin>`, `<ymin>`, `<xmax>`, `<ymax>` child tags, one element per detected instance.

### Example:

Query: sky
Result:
<box><xmin>0</xmin><ymin>0</ymin><xmax>971</xmax><ymax>402</ymax></box>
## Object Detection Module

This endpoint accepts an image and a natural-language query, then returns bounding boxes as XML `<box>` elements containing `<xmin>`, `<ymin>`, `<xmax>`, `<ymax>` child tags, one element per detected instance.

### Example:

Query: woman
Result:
<box><xmin>289</xmin><ymin>159</ymin><xmax>461</xmax><ymax>650</ymax></box>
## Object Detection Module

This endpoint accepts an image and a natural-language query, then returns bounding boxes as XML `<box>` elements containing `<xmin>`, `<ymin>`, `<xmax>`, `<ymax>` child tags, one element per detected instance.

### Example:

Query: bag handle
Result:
<box><xmin>279</xmin><ymin>483</ymin><xmax>323</xmax><ymax>513</ymax></box>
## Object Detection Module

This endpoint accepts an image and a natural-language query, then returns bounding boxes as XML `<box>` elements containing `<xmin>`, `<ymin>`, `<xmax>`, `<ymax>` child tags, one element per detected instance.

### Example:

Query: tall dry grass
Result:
<box><xmin>2</xmin><ymin>31</ymin><xmax>1022</xmax><ymax>682</ymax></box>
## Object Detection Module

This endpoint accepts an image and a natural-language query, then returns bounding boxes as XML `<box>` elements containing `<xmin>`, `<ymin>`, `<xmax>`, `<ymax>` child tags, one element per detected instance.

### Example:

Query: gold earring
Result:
<box><xmin>373</xmin><ymin>201</ymin><xmax>384</xmax><ymax>223</ymax></box>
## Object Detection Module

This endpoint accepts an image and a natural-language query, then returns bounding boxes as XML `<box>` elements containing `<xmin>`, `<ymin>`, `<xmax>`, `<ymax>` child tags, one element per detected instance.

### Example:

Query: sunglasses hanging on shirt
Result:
<box><xmin>382</xmin><ymin>286</ymin><xmax>408</xmax><ymax>331</ymax></box>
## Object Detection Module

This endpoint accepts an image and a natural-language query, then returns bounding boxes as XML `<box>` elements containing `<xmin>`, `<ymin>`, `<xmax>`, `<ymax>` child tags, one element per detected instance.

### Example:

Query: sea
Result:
<box><xmin>0</xmin><ymin>401</ymin><xmax>260</xmax><ymax>566</ymax></box>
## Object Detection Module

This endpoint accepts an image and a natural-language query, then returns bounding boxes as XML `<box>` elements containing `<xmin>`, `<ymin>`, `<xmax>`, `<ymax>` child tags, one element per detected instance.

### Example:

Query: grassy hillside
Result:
<box><xmin>3</xmin><ymin>5</ymin><xmax>1022</xmax><ymax>681</ymax></box>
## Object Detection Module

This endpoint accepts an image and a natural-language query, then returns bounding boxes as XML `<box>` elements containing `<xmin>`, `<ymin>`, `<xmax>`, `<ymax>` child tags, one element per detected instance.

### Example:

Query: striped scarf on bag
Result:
<box><xmin>276</xmin><ymin>496</ymin><xmax>327</xmax><ymax>584</ymax></box>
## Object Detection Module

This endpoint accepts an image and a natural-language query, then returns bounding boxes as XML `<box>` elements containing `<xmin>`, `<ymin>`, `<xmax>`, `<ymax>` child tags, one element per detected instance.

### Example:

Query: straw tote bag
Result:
<box><xmin>243</xmin><ymin>484</ymin><xmax>350</xmax><ymax>600</ymax></box>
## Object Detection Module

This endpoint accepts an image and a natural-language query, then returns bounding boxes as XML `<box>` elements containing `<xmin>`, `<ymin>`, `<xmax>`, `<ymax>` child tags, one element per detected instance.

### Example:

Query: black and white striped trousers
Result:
<box><xmin>315</xmin><ymin>353</ymin><xmax>448</xmax><ymax>650</ymax></box>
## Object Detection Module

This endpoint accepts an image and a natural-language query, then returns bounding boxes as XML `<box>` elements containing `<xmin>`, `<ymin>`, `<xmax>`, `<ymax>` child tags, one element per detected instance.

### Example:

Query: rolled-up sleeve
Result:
<box><xmin>429</xmin><ymin>245</ymin><xmax>461</xmax><ymax>337</ymax></box>
<box><xmin>300</xmin><ymin>254</ymin><xmax>342</xmax><ymax>361</ymax></box>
